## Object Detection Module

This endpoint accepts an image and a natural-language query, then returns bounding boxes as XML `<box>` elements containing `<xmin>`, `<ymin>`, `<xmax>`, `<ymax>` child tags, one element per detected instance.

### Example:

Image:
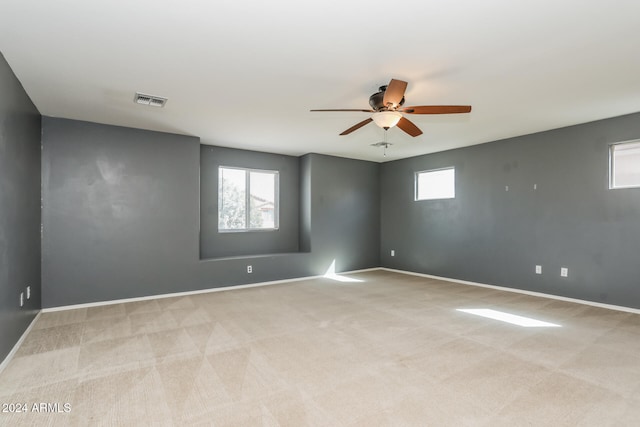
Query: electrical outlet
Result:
<box><xmin>391</xmin><ymin>250</ymin><xmax>395</xmax><ymax>257</ymax></box>
<box><xmin>535</xmin><ymin>265</ymin><xmax>542</xmax><ymax>274</ymax></box>
<box><xmin>247</xmin><ymin>265</ymin><xmax>252</xmax><ymax>274</ymax></box>
<box><xmin>20</xmin><ymin>292</ymin><xmax>24</xmax><ymax>308</ymax></box>
<box><xmin>505</xmin><ymin>185</ymin><xmax>509</xmax><ymax>191</ymax></box>
<box><xmin>560</xmin><ymin>267</ymin><xmax>568</xmax><ymax>277</ymax></box>
<box><xmin>26</xmin><ymin>286</ymin><xmax>31</xmax><ymax>299</ymax></box>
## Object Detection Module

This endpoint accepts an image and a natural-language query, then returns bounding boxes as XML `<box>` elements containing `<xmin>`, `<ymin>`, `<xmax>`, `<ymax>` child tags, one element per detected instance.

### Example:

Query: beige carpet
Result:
<box><xmin>1</xmin><ymin>270</ymin><xmax>639</xmax><ymax>426</ymax></box>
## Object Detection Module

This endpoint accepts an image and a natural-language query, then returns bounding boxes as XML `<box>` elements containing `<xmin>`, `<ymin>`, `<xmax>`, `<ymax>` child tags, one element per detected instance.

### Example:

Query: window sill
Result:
<box><xmin>199</xmin><ymin>250</ymin><xmax>309</xmax><ymax>262</ymax></box>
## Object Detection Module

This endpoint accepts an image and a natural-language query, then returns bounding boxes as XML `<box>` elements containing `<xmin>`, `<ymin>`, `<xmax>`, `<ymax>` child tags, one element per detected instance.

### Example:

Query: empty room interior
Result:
<box><xmin>1</xmin><ymin>1</ymin><xmax>640</xmax><ymax>425</ymax></box>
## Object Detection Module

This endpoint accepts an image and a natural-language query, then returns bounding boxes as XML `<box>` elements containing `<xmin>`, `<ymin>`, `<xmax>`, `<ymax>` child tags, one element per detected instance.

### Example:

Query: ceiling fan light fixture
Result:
<box><xmin>372</xmin><ymin>111</ymin><xmax>402</xmax><ymax>129</ymax></box>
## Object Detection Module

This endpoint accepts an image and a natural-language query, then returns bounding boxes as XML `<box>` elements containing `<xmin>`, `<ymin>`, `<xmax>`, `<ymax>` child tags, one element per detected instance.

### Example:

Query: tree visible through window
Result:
<box><xmin>218</xmin><ymin>167</ymin><xmax>278</xmax><ymax>231</ymax></box>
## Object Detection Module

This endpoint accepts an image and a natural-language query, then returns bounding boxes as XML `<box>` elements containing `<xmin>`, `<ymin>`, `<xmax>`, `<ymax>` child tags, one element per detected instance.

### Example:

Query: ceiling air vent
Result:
<box><xmin>370</xmin><ymin>142</ymin><xmax>393</xmax><ymax>148</ymax></box>
<box><xmin>134</xmin><ymin>92</ymin><xmax>168</xmax><ymax>108</ymax></box>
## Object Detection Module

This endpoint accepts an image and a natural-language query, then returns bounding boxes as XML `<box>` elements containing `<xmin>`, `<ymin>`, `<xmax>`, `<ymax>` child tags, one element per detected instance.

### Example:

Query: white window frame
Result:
<box><xmin>414</xmin><ymin>167</ymin><xmax>456</xmax><ymax>201</ymax></box>
<box><xmin>609</xmin><ymin>139</ymin><xmax>640</xmax><ymax>190</ymax></box>
<box><xmin>218</xmin><ymin>166</ymin><xmax>279</xmax><ymax>232</ymax></box>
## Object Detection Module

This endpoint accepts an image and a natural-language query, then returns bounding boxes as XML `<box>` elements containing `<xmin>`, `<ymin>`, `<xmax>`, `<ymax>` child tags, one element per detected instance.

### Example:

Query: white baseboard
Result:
<box><xmin>42</xmin><ymin>266</ymin><xmax>640</xmax><ymax>315</ymax></box>
<box><xmin>0</xmin><ymin>311</ymin><xmax>42</xmax><ymax>375</ymax></box>
<box><xmin>381</xmin><ymin>267</ymin><xmax>640</xmax><ymax>315</ymax></box>
<box><xmin>42</xmin><ymin>267</ymin><xmax>381</xmax><ymax>313</ymax></box>
<box><xmin>5</xmin><ymin>266</ymin><xmax>637</xmax><ymax>371</ymax></box>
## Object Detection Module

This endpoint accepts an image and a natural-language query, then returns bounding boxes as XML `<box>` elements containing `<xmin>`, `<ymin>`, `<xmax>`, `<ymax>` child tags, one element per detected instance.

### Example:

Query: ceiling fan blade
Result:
<box><xmin>396</xmin><ymin>116</ymin><xmax>423</xmax><ymax>137</ymax></box>
<box><xmin>340</xmin><ymin>118</ymin><xmax>373</xmax><ymax>135</ymax></box>
<box><xmin>400</xmin><ymin>105</ymin><xmax>472</xmax><ymax>114</ymax></box>
<box><xmin>310</xmin><ymin>109</ymin><xmax>374</xmax><ymax>112</ymax></box>
<box><xmin>383</xmin><ymin>79</ymin><xmax>408</xmax><ymax>108</ymax></box>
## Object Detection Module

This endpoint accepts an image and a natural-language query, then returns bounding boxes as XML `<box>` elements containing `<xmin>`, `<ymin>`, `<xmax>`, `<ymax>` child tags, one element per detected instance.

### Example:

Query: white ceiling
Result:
<box><xmin>1</xmin><ymin>1</ymin><xmax>640</xmax><ymax>162</ymax></box>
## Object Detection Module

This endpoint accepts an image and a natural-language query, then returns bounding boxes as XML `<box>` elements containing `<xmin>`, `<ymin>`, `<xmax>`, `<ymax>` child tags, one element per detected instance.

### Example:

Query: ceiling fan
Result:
<box><xmin>311</xmin><ymin>78</ymin><xmax>471</xmax><ymax>137</ymax></box>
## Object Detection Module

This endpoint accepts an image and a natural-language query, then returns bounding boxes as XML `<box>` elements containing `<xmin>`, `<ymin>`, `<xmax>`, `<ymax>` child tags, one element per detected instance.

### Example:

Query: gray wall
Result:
<box><xmin>21</xmin><ymin>99</ymin><xmax>640</xmax><ymax>312</ymax></box>
<box><xmin>306</xmin><ymin>154</ymin><xmax>380</xmax><ymax>272</ymax></box>
<box><xmin>200</xmin><ymin>146</ymin><xmax>300</xmax><ymax>258</ymax></box>
<box><xmin>381</xmin><ymin>112</ymin><xmax>640</xmax><ymax>309</ymax></box>
<box><xmin>41</xmin><ymin>118</ymin><xmax>380</xmax><ymax>307</ymax></box>
<box><xmin>0</xmin><ymin>52</ymin><xmax>41</xmax><ymax>362</ymax></box>
<box><xmin>299</xmin><ymin>154</ymin><xmax>311</xmax><ymax>252</ymax></box>
<box><xmin>42</xmin><ymin>118</ymin><xmax>201</xmax><ymax>307</ymax></box>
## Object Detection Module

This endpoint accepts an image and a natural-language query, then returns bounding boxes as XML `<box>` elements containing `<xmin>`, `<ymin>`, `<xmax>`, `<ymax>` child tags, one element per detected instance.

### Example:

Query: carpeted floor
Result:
<box><xmin>1</xmin><ymin>270</ymin><xmax>639</xmax><ymax>426</ymax></box>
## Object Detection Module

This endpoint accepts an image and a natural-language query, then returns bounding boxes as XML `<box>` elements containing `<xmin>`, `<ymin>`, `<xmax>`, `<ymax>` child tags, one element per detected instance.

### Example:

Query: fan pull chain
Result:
<box><xmin>384</xmin><ymin>130</ymin><xmax>388</xmax><ymax>157</ymax></box>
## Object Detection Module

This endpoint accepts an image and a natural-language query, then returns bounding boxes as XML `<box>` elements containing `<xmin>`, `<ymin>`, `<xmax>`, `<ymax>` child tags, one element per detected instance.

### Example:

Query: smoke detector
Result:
<box><xmin>134</xmin><ymin>92</ymin><xmax>168</xmax><ymax>107</ymax></box>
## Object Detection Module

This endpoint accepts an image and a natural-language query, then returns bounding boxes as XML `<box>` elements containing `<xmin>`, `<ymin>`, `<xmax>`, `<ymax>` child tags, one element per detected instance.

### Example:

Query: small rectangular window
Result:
<box><xmin>218</xmin><ymin>166</ymin><xmax>279</xmax><ymax>231</ymax></box>
<box><xmin>610</xmin><ymin>140</ymin><xmax>640</xmax><ymax>189</ymax></box>
<box><xmin>415</xmin><ymin>167</ymin><xmax>455</xmax><ymax>200</ymax></box>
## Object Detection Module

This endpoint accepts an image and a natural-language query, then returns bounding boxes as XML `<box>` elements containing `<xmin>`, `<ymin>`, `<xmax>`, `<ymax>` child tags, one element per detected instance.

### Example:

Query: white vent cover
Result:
<box><xmin>134</xmin><ymin>92</ymin><xmax>167</xmax><ymax>107</ymax></box>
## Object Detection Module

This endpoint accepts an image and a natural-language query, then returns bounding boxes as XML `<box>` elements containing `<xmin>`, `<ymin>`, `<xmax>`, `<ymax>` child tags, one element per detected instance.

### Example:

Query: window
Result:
<box><xmin>610</xmin><ymin>140</ymin><xmax>640</xmax><ymax>189</ymax></box>
<box><xmin>218</xmin><ymin>166</ymin><xmax>279</xmax><ymax>231</ymax></box>
<box><xmin>415</xmin><ymin>167</ymin><xmax>455</xmax><ymax>200</ymax></box>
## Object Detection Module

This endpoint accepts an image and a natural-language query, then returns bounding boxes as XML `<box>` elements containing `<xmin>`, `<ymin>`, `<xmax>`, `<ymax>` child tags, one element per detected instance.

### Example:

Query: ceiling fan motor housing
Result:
<box><xmin>369</xmin><ymin>85</ymin><xmax>405</xmax><ymax>111</ymax></box>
